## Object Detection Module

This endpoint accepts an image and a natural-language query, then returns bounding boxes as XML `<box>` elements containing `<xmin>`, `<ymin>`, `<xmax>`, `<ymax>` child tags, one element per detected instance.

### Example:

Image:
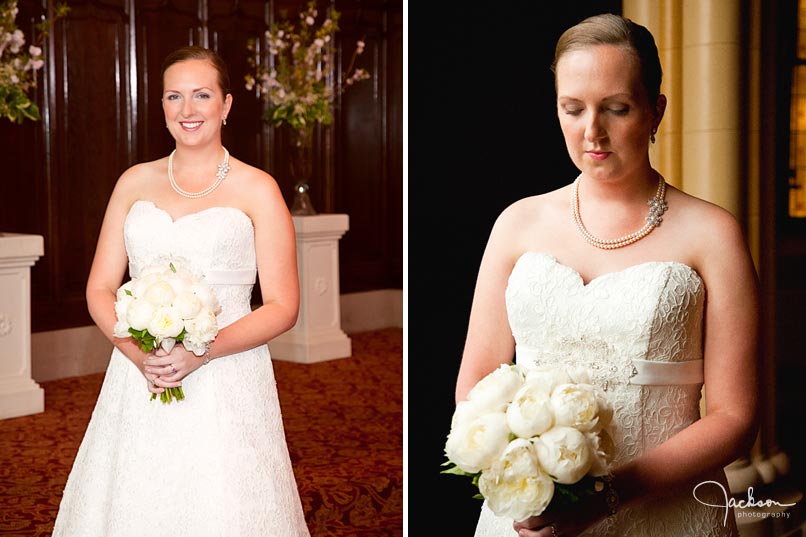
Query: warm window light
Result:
<box><xmin>790</xmin><ymin>0</ymin><xmax>806</xmax><ymax>217</ymax></box>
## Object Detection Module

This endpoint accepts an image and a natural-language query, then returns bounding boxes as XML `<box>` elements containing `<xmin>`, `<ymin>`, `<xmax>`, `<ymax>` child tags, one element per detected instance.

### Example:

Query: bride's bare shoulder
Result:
<box><xmin>668</xmin><ymin>186</ymin><xmax>742</xmax><ymax>235</ymax></box>
<box><xmin>495</xmin><ymin>184</ymin><xmax>572</xmax><ymax>228</ymax></box>
<box><xmin>104</xmin><ymin>158</ymin><xmax>168</xmax><ymax>211</ymax></box>
<box><xmin>115</xmin><ymin>158</ymin><xmax>166</xmax><ymax>189</ymax></box>
<box><xmin>666</xmin><ymin>185</ymin><xmax>750</xmax><ymax>265</ymax></box>
<box><xmin>485</xmin><ymin>185</ymin><xmax>573</xmax><ymax>262</ymax></box>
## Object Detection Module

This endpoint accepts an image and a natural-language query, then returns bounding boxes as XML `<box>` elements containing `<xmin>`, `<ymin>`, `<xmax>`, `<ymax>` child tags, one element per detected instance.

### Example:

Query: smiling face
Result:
<box><xmin>162</xmin><ymin>59</ymin><xmax>232</xmax><ymax>148</ymax></box>
<box><xmin>555</xmin><ymin>44</ymin><xmax>664</xmax><ymax>183</ymax></box>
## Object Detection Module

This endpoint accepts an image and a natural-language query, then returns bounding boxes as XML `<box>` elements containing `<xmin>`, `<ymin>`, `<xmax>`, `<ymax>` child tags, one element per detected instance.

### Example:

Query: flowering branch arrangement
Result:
<box><xmin>0</xmin><ymin>0</ymin><xmax>68</xmax><ymax>123</ymax></box>
<box><xmin>244</xmin><ymin>0</ymin><xmax>369</xmax><ymax>130</ymax></box>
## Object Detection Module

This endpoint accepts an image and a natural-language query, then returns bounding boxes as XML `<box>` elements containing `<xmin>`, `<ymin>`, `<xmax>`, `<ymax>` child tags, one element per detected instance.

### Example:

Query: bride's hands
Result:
<box><xmin>513</xmin><ymin>514</ymin><xmax>599</xmax><ymax>537</ymax></box>
<box><xmin>512</xmin><ymin>493</ymin><xmax>609</xmax><ymax>537</ymax></box>
<box><xmin>113</xmin><ymin>336</ymin><xmax>166</xmax><ymax>395</ymax></box>
<box><xmin>144</xmin><ymin>346</ymin><xmax>204</xmax><ymax>387</ymax></box>
<box><xmin>513</xmin><ymin>515</ymin><xmax>586</xmax><ymax>537</ymax></box>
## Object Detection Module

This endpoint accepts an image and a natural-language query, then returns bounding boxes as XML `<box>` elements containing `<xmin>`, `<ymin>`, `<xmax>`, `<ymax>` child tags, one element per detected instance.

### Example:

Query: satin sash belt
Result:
<box><xmin>629</xmin><ymin>358</ymin><xmax>703</xmax><ymax>386</ymax></box>
<box><xmin>514</xmin><ymin>345</ymin><xmax>703</xmax><ymax>386</ymax></box>
<box><xmin>129</xmin><ymin>265</ymin><xmax>256</xmax><ymax>285</ymax></box>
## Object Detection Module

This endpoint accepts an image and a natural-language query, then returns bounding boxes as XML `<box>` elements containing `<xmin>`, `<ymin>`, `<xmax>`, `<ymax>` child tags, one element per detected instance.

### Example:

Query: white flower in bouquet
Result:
<box><xmin>478</xmin><ymin>438</ymin><xmax>555</xmax><ymax>521</ymax></box>
<box><xmin>444</xmin><ymin>411</ymin><xmax>511</xmax><ymax>474</ymax></box>
<box><xmin>130</xmin><ymin>271</ymin><xmax>160</xmax><ymax>298</ymax></box>
<box><xmin>525</xmin><ymin>363</ymin><xmax>595</xmax><ymax>386</ymax></box>
<box><xmin>173</xmin><ymin>291</ymin><xmax>202</xmax><ymax>320</ymax></box>
<box><xmin>142</xmin><ymin>281</ymin><xmax>176</xmax><ymax>307</ymax></box>
<box><xmin>113</xmin><ymin>317</ymin><xmax>131</xmax><ymax>339</ymax></box>
<box><xmin>550</xmin><ymin>383</ymin><xmax>612</xmax><ymax>433</ymax></box>
<box><xmin>116</xmin><ymin>280</ymin><xmax>134</xmax><ymax>301</ymax></box>
<box><xmin>565</xmin><ymin>365</ymin><xmax>594</xmax><ymax>384</ymax></box>
<box><xmin>190</xmin><ymin>281</ymin><xmax>220</xmax><ymax>313</ymax></box>
<box><xmin>147</xmin><ymin>305</ymin><xmax>184</xmax><ymax>341</ymax></box>
<box><xmin>524</xmin><ymin>366</ymin><xmax>572</xmax><ymax>392</ymax></box>
<box><xmin>466</xmin><ymin>363</ymin><xmax>524</xmax><ymax>414</ymax></box>
<box><xmin>166</xmin><ymin>271</ymin><xmax>193</xmax><ymax>295</ymax></box>
<box><xmin>125</xmin><ymin>298</ymin><xmax>156</xmax><ymax>331</ymax></box>
<box><xmin>534</xmin><ymin>426</ymin><xmax>593</xmax><ymax>484</ymax></box>
<box><xmin>113</xmin><ymin>282</ymin><xmax>135</xmax><ymax>338</ymax></box>
<box><xmin>506</xmin><ymin>382</ymin><xmax>554</xmax><ymax>438</ymax></box>
<box><xmin>182</xmin><ymin>308</ymin><xmax>218</xmax><ymax>356</ymax></box>
<box><xmin>450</xmin><ymin>399</ymin><xmax>481</xmax><ymax>430</ymax></box>
<box><xmin>587</xmin><ymin>429</ymin><xmax>615</xmax><ymax>478</ymax></box>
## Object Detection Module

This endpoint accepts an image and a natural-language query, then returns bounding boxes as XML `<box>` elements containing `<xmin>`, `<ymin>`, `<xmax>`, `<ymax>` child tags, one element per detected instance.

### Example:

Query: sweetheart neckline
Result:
<box><xmin>517</xmin><ymin>251</ymin><xmax>703</xmax><ymax>288</ymax></box>
<box><xmin>128</xmin><ymin>199</ymin><xmax>253</xmax><ymax>225</ymax></box>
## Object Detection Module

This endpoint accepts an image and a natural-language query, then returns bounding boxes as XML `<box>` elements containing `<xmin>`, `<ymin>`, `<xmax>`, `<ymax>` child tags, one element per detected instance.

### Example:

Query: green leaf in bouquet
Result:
<box><xmin>124</xmin><ymin>289</ymin><xmax>132</xmax><ymax>296</ymax></box>
<box><xmin>169</xmin><ymin>262</ymin><xmax>177</xmax><ymax>273</ymax></box>
<box><xmin>440</xmin><ymin>459</ymin><xmax>482</xmax><ymax>485</ymax></box>
<box><xmin>545</xmin><ymin>475</ymin><xmax>600</xmax><ymax>513</ymax></box>
<box><xmin>440</xmin><ymin>463</ymin><xmax>477</xmax><ymax>477</ymax></box>
<box><xmin>128</xmin><ymin>327</ymin><xmax>156</xmax><ymax>352</ymax></box>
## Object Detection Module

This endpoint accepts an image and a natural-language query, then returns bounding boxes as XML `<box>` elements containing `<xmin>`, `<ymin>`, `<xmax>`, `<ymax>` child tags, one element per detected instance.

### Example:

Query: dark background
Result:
<box><xmin>408</xmin><ymin>2</ymin><xmax>621</xmax><ymax>534</ymax></box>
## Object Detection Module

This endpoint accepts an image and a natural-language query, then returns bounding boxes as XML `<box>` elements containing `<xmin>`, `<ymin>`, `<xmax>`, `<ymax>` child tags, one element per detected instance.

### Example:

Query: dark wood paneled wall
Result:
<box><xmin>0</xmin><ymin>0</ymin><xmax>402</xmax><ymax>332</ymax></box>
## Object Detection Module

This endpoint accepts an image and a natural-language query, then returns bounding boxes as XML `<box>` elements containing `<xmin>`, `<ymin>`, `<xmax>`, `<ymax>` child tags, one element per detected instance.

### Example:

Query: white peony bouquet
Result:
<box><xmin>442</xmin><ymin>363</ymin><xmax>615</xmax><ymax>521</ymax></box>
<box><xmin>114</xmin><ymin>262</ymin><xmax>220</xmax><ymax>404</ymax></box>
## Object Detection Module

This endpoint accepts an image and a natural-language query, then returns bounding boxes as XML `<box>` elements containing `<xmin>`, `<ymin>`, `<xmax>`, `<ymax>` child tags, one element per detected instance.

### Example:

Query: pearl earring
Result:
<box><xmin>222</xmin><ymin>117</ymin><xmax>227</xmax><ymax>126</ymax></box>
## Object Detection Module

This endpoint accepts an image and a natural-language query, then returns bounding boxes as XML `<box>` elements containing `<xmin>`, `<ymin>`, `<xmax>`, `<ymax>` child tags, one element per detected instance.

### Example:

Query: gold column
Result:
<box><xmin>680</xmin><ymin>0</ymin><xmax>742</xmax><ymax>216</ymax></box>
<box><xmin>623</xmin><ymin>0</ymin><xmax>683</xmax><ymax>189</ymax></box>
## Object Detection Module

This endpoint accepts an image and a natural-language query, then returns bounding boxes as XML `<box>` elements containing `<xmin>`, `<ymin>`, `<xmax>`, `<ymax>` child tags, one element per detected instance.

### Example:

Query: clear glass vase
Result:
<box><xmin>288</xmin><ymin>126</ymin><xmax>317</xmax><ymax>215</ymax></box>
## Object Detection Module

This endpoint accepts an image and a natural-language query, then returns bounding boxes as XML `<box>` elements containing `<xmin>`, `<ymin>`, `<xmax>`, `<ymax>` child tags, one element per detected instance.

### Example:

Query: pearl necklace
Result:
<box><xmin>168</xmin><ymin>147</ymin><xmax>231</xmax><ymax>199</ymax></box>
<box><xmin>572</xmin><ymin>173</ymin><xmax>667</xmax><ymax>250</ymax></box>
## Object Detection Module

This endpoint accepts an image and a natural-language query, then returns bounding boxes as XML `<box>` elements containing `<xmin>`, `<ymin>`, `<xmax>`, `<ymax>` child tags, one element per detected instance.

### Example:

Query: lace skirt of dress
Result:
<box><xmin>52</xmin><ymin>345</ymin><xmax>310</xmax><ymax>537</ymax></box>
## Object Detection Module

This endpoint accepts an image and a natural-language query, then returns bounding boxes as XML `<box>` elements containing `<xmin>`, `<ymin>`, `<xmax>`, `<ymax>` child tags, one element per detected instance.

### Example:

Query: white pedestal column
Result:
<box><xmin>0</xmin><ymin>233</ymin><xmax>44</xmax><ymax>419</ymax></box>
<box><xmin>269</xmin><ymin>214</ymin><xmax>352</xmax><ymax>363</ymax></box>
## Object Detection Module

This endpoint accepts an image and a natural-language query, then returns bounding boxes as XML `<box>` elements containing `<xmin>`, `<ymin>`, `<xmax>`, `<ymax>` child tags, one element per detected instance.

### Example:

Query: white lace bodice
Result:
<box><xmin>124</xmin><ymin>200</ymin><xmax>257</xmax><ymax>328</ymax></box>
<box><xmin>473</xmin><ymin>251</ymin><xmax>737</xmax><ymax>537</ymax></box>
<box><xmin>507</xmin><ymin>251</ymin><xmax>705</xmax><ymax>465</ymax></box>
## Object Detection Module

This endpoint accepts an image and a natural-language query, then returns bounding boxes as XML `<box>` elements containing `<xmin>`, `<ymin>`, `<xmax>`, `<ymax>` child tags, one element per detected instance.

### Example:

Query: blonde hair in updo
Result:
<box><xmin>551</xmin><ymin>13</ymin><xmax>662</xmax><ymax>106</ymax></box>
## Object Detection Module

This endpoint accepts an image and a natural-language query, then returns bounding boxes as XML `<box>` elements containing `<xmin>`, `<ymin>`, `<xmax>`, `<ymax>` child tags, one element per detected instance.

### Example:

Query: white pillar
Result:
<box><xmin>268</xmin><ymin>214</ymin><xmax>351</xmax><ymax>363</ymax></box>
<box><xmin>0</xmin><ymin>233</ymin><xmax>44</xmax><ymax>419</ymax></box>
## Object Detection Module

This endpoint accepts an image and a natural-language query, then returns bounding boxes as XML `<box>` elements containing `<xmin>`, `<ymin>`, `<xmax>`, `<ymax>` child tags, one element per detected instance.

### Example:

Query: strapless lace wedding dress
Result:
<box><xmin>52</xmin><ymin>200</ymin><xmax>310</xmax><ymax>537</ymax></box>
<box><xmin>473</xmin><ymin>251</ymin><xmax>739</xmax><ymax>537</ymax></box>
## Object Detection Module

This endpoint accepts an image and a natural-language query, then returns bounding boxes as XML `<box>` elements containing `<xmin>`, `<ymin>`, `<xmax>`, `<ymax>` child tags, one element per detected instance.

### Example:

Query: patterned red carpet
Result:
<box><xmin>0</xmin><ymin>328</ymin><xmax>403</xmax><ymax>537</ymax></box>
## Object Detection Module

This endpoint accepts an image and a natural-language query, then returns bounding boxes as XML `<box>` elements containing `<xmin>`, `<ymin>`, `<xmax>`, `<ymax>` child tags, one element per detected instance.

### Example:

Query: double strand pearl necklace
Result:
<box><xmin>572</xmin><ymin>173</ymin><xmax>668</xmax><ymax>250</ymax></box>
<box><xmin>168</xmin><ymin>147</ymin><xmax>231</xmax><ymax>199</ymax></box>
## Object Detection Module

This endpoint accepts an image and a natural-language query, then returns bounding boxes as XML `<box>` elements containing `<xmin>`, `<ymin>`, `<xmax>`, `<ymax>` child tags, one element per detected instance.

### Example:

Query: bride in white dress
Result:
<box><xmin>52</xmin><ymin>46</ymin><xmax>310</xmax><ymax>536</ymax></box>
<box><xmin>455</xmin><ymin>14</ymin><xmax>759</xmax><ymax>537</ymax></box>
